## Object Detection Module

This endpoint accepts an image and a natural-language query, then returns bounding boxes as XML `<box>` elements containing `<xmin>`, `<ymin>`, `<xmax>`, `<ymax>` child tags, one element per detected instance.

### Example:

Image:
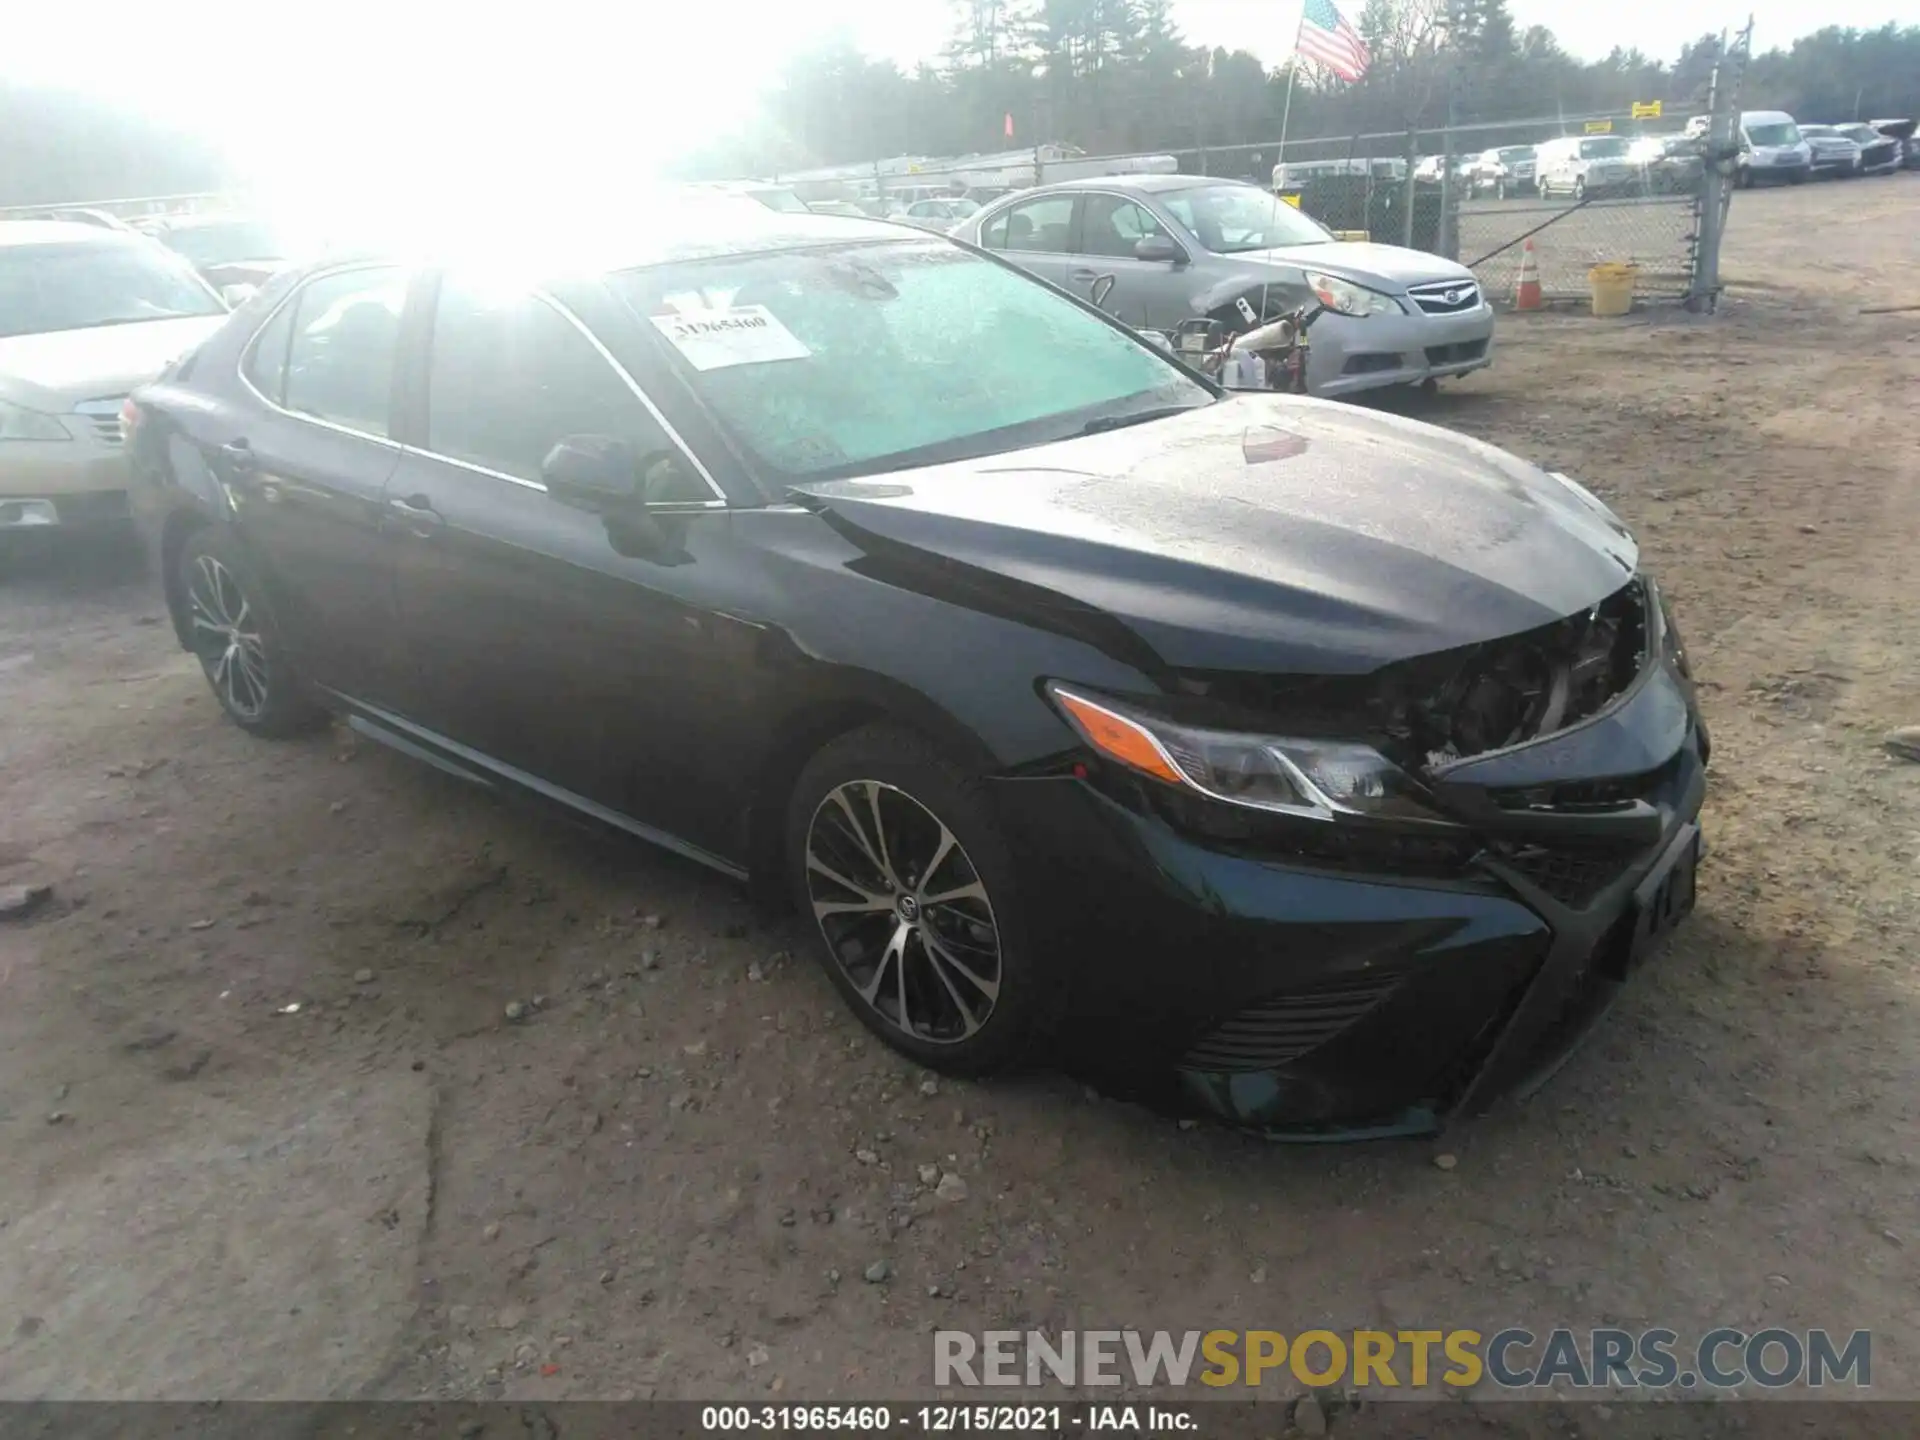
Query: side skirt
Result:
<box><xmin>330</xmin><ymin>693</ymin><xmax>749</xmax><ymax>883</ymax></box>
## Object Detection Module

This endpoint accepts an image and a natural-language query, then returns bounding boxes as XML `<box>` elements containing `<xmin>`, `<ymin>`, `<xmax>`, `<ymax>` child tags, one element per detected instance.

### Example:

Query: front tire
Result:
<box><xmin>178</xmin><ymin>527</ymin><xmax>323</xmax><ymax>737</ymax></box>
<box><xmin>786</xmin><ymin>724</ymin><xmax>1044</xmax><ymax>1075</ymax></box>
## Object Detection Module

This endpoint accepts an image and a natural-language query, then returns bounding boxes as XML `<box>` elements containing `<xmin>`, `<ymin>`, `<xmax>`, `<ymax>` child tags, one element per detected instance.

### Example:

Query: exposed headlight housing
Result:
<box><xmin>0</xmin><ymin>398</ymin><xmax>73</xmax><ymax>442</ymax></box>
<box><xmin>1303</xmin><ymin>271</ymin><xmax>1401</xmax><ymax>318</ymax></box>
<box><xmin>1047</xmin><ymin>683</ymin><xmax>1449</xmax><ymax>826</ymax></box>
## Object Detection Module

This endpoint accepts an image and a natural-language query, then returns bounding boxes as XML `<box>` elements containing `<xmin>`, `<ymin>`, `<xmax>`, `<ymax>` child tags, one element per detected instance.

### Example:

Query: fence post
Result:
<box><xmin>1401</xmin><ymin>130</ymin><xmax>1418</xmax><ymax>248</ymax></box>
<box><xmin>1688</xmin><ymin>21</ymin><xmax>1750</xmax><ymax>312</ymax></box>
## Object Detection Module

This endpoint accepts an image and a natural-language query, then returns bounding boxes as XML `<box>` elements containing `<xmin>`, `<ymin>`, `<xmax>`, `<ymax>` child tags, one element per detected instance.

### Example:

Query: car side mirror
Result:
<box><xmin>541</xmin><ymin>434</ymin><xmax>639</xmax><ymax>510</ymax></box>
<box><xmin>1133</xmin><ymin>234</ymin><xmax>1183</xmax><ymax>265</ymax></box>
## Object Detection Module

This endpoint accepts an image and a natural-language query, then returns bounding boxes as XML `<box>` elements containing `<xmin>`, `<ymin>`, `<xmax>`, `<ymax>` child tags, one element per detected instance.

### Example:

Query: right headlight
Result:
<box><xmin>1047</xmin><ymin>683</ymin><xmax>1448</xmax><ymax>826</ymax></box>
<box><xmin>0</xmin><ymin>398</ymin><xmax>73</xmax><ymax>442</ymax></box>
<box><xmin>1303</xmin><ymin>271</ymin><xmax>1402</xmax><ymax>318</ymax></box>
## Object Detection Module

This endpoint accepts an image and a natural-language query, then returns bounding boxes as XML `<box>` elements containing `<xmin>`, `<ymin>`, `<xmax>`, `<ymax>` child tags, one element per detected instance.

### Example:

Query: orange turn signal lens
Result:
<box><xmin>1051</xmin><ymin>688</ymin><xmax>1185</xmax><ymax>787</ymax></box>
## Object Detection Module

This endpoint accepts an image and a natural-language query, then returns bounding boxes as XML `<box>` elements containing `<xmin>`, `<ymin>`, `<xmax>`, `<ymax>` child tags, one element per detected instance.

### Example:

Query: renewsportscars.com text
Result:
<box><xmin>934</xmin><ymin>1328</ymin><xmax>1871</xmax><ymax>1391</ymax></box>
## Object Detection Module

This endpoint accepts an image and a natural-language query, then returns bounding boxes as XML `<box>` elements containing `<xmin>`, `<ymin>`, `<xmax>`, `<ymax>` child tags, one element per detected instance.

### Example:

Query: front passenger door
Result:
<box><xmin>1071</xmin><ymin>192</ymin><xmax>1190</xmax><ymax>329</ymax></box>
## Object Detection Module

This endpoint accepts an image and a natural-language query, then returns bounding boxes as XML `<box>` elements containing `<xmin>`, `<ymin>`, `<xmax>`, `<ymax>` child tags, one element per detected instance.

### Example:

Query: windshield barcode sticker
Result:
<box><xmin>650</xmin><ymin>305</ymin><xmax>811</xmax><ymax>370</ymax></box>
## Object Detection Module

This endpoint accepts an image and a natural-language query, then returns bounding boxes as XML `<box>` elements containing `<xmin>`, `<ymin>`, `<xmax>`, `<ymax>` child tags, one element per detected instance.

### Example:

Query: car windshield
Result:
<box><xmin>0</xmin><ymin>239</ymin><xmax>224</xmax><ymax>338</ymax></box>
<box><xmin>1579</xmin><ymin>138</ymin><xmax>1630</xmax><ymax>158</ymax></box>
<box><xmin>749</xmin><ymin>188</ymin><xmax>811</xmax><ymax>214</ymax></box>
<box><xmin>161</xmin><ymin>220</ymin><xmax>286</xmax><ymax>266</ymax></box>
<box><xmin>1159</xmin><ymin>183</ymin><xmax>1330</xmax><ymax>253</ymax></box>
<box><xmin>609</xmin><ymin>240</ymin><xmax>1211</xmax><ymax>482</ymax></box>
<box><xmin>1838</xmin><ymin>125</ymin><xmax>1878</xmax><ymax>144</ymax></box>
<box><xmin>1747</xmin><ymin>122</ymin><xmax>1800</xmax><ymax>146</ymax></box>
<box><xmin>1498</xmin><ymin>148</ymin><xmax>1533</xmax><ymax>163</ymax></box>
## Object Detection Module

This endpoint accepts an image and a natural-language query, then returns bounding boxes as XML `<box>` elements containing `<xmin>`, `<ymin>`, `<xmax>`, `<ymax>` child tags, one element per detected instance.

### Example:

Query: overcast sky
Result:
<box><xmin>5</xmin><ymin>0</ymin><xmax>1905</xmax><ymax>187</ymax></box>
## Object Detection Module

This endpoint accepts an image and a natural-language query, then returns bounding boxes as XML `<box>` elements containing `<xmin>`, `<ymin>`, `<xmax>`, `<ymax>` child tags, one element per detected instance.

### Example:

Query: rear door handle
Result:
<box><xmin>1068</xmin><ymin>268</ymin><xmax>1101</xmax><ymax>282</ymax></box>
<box><xmin>388</xmin><ymin>494</ymin><xmax>445</xmax><ymax>537</ymax></box>
<box><xmin>218</xmin><ymin>439</ymin><xmax>255</xmax><ymax>474</ymax></box>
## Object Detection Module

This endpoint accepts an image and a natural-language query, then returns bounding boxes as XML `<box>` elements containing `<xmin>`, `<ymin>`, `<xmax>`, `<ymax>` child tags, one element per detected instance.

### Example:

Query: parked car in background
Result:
<box><xmin>806</xmin><ymin>200</ymin><xmax>871</xmax><ymax>218</ymax></box>
<box><xmin>1468</xmin><ymin>146</ymin><xmax>1537</xmax><ymax>198</ymax></box>
<box><xmin>1535</xmin><ymin>135</ymin><xmax>1637</xmax><ymax>199</ymax></box>
<box><xmin>1869</xmin><ymin>118</ymin><xmax>1919</xmax><ymax>169</ymax></box>
<box><xmin>1272</xmin><ymin>158</ymin><xmax>1407</xmax><ymax>191</ymax></box>
<box><xmin>1413</xmin><ymin>155</ymin><xmax>1473</xmax><ymax>185</ymax></box>
<box><xmin>123</xmin><ymin>201</ymin><xmax>1705</xmax><ymax>1134</ymax></box>
<box><xmin>141</xmin><ymin>214</ymin><xmax>300</xmax><ymax>301</ymax></box>
<box><xmin>688</xmin><ymin>180</ymin><xmax>813</xmax><ymax>214</ymax></box>
<box><xmin>1832</xmin><ymin>123</ymin><xmax>1901</xmax><ymax>175</ymax></box>
<box><xmin>0</xmin><ymin>221</ymin><xmax>227</xmax><ymax>545</ymax></box>
<box><xmin>951</xmin><ymin>175</ymin><xmax>1493</xmax><ymax>399</ymax></box>
<box><xmin>900</xmin><ymin>196</ymin><xmax>980</xmax><ymax>229</ymax></box>
<box><xmin>1732</xmin><ymin>111</ymin><xmax>1812</xmax><ymax>186</ymax></box>
<box><xmin>1625</xmin><ymin>135</ymin><xmax>1705</xmax><ymax>194</ymax></box>
<box><xmin>1798</xmin><ymin>125</ymin><xmax>1864</xmax><ymax>178</ymax></box>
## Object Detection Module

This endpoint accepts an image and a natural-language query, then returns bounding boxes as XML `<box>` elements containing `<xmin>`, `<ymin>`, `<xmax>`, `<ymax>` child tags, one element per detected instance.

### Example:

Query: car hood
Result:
<box><xmin>792</xmin><ymin>393</ymin><xmax>1638</xmax><ymax>677</ymax></box>
<box><xmin>1239</xmin><ymin>240</ymin><xmax>1473</xmax><ymax>292</ymax></box>
<box><xmin>0</xmin><ymin>315</ymin><xmax>228</xmax><ymax>408</ymax></box>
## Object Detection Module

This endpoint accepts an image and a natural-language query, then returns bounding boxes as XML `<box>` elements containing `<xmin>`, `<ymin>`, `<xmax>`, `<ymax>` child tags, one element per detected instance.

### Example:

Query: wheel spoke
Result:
<box><xmin>914</xmin><ymin>932</ymin><xmax>986</xmax><ymax>1036</ymax></box>
<box><xmin>827</xmin><ymin>788</ymin><xmax>897</xmax><ymax>889</ymax></box>
<box><xmin>921</xmin><ymin>924</ymin><xmax>1000</xmax><ymax>1003</ymax></box>
<box><xmin>806</xmin><ymin>853</ymin><xmax>890</xmax><ymax>910</ymax></box>
<box><xmin>864</xmin><ymin>782</ymin><xmax>898</xmax><ymax>889</ymax></box>
<box><xmin>858</xmin><ymin>922</ymin><xmax>910</xmax><ymax>1005</ymax></box>
<box><xmin>917</xmin><ymin>825</ymin><xmax>959</xmax><ymax>896</ymax></box>
<box><xmin>923</xmin><ymin>878</ymin><xmax>988</xmax><ymax>908</ymax></box>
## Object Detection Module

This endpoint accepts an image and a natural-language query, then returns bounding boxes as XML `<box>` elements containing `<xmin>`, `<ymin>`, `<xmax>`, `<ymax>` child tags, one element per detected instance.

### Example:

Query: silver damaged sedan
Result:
<box><xmin>950</xmin><ymin>175</ymin><xmax>1495</xmax><ymax>399</ymax></box>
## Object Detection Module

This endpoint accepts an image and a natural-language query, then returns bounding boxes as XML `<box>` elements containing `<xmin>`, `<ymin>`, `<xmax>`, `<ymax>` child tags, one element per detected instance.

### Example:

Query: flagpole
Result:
<box><xmin>1276</xmin><ymin>6</ymin><xmax>1309</xmax><ymax>177</ymax></box>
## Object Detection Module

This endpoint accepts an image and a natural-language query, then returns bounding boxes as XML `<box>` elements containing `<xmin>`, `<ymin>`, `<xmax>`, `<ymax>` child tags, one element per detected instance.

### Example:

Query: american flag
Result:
<box><xmin>1296</xmin><ymin>0</ymin><xmax>1371</xmax><ymax>82</ymax></box>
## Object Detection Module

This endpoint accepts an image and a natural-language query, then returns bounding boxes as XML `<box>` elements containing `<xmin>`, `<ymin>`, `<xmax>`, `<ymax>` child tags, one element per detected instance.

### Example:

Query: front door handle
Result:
<box><xmin>388</xmin><ymin>494</ymin><xmax>445</xmax><ymax>538</ymax></box>
<box><xmin>218</xmin><ymin>439</ymin><xmax>256</xmax><ymax>474</ymax></box>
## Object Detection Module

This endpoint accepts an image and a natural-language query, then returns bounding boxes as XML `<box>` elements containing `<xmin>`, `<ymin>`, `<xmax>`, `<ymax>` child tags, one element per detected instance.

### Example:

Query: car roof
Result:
<box><xmin>1027</xmin><ymin>174</ymin><xmax>1239</xmax><ymax>194</ymax></box>
<box><xmin>287</xmin><ymin>197</ymin><xmax>926</xmax><ymax>283</ymax></box>
<box><xmin>0</xmin><ymin>219</ymin><xmax>136</xmax><ymax>248</ymax></box>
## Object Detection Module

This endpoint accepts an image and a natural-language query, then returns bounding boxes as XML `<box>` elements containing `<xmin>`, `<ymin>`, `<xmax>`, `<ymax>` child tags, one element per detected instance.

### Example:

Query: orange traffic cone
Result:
<box><xmin>1514</xmin><ymin>238</ymin><xmax>1544</xmax><ymax>311</ymax></box>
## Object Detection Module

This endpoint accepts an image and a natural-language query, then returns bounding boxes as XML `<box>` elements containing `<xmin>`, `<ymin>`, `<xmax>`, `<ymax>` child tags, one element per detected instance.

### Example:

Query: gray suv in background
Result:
<box><xmin>950</xmin><ymin>175</ymin><xmax>1494</xmax><ymax>399</ymax></box>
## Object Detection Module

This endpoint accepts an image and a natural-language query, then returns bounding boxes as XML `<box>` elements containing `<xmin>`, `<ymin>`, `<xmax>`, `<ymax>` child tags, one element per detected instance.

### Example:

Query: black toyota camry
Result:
<box><xmin>124</xmin><ymin>201</ymin><xmax>1707</xmax><ymax>1137</ymax></box>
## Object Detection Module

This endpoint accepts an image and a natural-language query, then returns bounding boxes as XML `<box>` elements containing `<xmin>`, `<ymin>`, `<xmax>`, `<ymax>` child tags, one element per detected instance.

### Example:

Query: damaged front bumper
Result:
<box><xmin>992</xmin><ymin>586</ymin><xmax>1709</xmax><ymax>1138</ymax></box>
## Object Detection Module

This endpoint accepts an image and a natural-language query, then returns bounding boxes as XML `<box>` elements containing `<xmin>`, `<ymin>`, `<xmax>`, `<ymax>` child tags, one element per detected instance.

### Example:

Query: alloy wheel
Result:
<box><xmin>804</xmin><ymin>779</ymin><xmax>1002</xmax><ymax>1044</ymax></box>
<box><xmin>187</xmin><ymin>553</ymin><xmax>269</xmax><ymax>721</ymax></box>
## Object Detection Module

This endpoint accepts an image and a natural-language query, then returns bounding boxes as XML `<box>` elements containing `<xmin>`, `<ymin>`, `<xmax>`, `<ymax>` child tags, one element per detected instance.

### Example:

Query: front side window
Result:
<box><xmin>282</xmin><ymin>267</ymin><xmax>406</xmax><ymax>436</ymax></box>
<box><xmin>1160</xmin><ymin>183</ymin><xmax>1330</xmax><ymax>253</ymax></box>
<box><xmin>1078</xmin><ymin>195</ymin><xmax>1172</xmax><ymax>259</ymax></box>
<box><xmin>610</xmin><ymin>239</ymin><xmax>1211</xmax><ymax>482</ymax></box>
<box><xmin>979</xmin><ymin>195</ymin><xmax>1075</xmax><ymax>254</ymax></box>
<box><xmin>426</xmin><ymin>279</ymin><xmax>675</xmax><ymax>487</ymax></box>
<box><xmin>0</xmin><ymin>237</ymin><xmax>224</xmax><ymax>339</ymax></box>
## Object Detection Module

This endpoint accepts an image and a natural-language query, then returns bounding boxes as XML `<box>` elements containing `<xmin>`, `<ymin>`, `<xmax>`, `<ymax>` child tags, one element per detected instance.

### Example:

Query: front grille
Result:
<box><xmin>1182</xmin><ymin>972</ymin><xmax>1405</xmax><ymax>1072</ymax></box>
<box><xmin>1489</xmin><ymin>843</ymin><xmax>1635</xmax><ymax>908</ymax></box>
<box><xmin>74</xmin><ymin>397</ymin><xmax>127</xmax><ymax>446</ymax></box>
<box><xmin>1425</xmin><ymin>339</ymin><xmax>1488</xmax><ymax>366</ymax></box>
<box><xmin>1407</xmin><ymin>280</ymin><xmax>1482</xmax><ymax>314</ymax></box>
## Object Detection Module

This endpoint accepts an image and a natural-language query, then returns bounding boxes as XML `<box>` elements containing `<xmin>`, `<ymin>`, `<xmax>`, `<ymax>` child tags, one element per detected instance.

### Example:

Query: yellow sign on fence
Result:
<box><xmin>1632</xmin><ymin>100</ymin><xmax>1664</xmax><ymax>120</ymax></box>
<box><xmin>1585</xmin><ymin>119</ymin><xmax>1614</xmax><ymax>134</ymax></box>
<box><xmin>1279</xmin><ymin>193</ymin><xmax>1302</xmax><ymax>209</ymax></box>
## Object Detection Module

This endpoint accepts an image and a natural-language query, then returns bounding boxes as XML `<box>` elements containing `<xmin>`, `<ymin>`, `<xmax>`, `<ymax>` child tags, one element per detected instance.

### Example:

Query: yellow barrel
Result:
<box><xmin>1589</xmin><ymin>262</ymin><xmax>1638</xmax><ymax>317</ymax></box>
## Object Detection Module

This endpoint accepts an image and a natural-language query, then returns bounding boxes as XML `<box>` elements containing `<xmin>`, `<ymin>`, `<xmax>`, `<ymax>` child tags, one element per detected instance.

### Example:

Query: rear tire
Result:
<box><xmin>785</xmin><ymin>724</ymin><xmax>1045</xmax><ymax>1075</ymax></box>
<box><xmin>177</xmin><ymin>527</ymin><xmax>324</xmax><ymax>738</ymax></box>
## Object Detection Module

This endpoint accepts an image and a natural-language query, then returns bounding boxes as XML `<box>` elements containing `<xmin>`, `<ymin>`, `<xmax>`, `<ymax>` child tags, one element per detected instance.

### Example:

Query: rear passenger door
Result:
<box><xmin>976</xmin><ymin>192</ymin><xmax>1080</xmax><ymax>293</ymax></box>
<box><xmin>223</xmin><ymin>264</ymin><xmax>411</xmax><ymax>704</ymax></box>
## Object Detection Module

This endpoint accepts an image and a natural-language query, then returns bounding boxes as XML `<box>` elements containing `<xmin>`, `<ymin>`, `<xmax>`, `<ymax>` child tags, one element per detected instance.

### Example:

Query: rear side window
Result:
<box><xmin>241</xmin><ymin>301</ymin><xmax>296</xmax><ymax>404</ymax></box>
<box><xmin>282</xmin><ymin>267</ymin><xmax>406</xmax><ymax>436</ymax></box>
<box><xmin>425</xmin><ymin>280</ymin><xmax>680</xmax><ymax>489</ymax></box>
<box><xmin>980</xmin><ymin>195</ymin><xmax>1075</xmax><ymax>254</ymax></box>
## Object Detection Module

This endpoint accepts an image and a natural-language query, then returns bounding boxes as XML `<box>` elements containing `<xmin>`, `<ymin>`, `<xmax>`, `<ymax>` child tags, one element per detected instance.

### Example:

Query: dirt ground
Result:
<box><xmin>1</xmin><ymin>178</ymin><xmax>1917</xmax><ymax>1419</ymax></box>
